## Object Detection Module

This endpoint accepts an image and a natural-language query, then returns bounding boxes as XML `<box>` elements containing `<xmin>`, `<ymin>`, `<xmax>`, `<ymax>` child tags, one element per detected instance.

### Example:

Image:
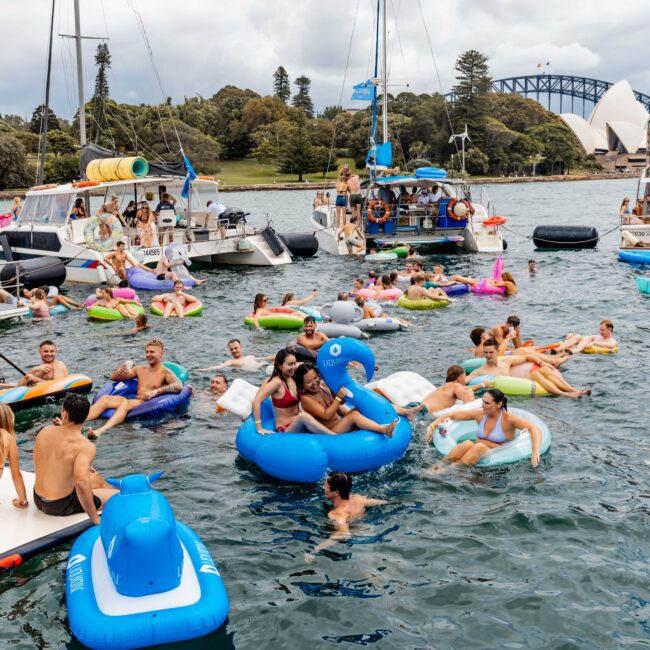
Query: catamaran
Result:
<box><xmin>0</xmin><ymin>0</ymin><xmax>290</xmax><ymax>284</ymax></box>
<box><xmin>311</xmin><ymin>0</ymin><xmax>505</xmax><ymax>256</ymax></box>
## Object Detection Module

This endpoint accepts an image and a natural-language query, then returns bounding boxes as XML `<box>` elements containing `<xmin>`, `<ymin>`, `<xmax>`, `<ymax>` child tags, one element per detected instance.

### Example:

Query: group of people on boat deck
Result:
<box><xmin>620</xmin><ymin>195</ymin><xmax>650</xmax><ymax>224</ymax></box>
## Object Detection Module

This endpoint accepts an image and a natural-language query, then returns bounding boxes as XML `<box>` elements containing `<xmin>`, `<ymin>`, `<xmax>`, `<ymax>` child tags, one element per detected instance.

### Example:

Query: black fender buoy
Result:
<box><xmin>533</xmin><ymin>225</ymin><xmax>598</xmax><ymax>249</ymax></box>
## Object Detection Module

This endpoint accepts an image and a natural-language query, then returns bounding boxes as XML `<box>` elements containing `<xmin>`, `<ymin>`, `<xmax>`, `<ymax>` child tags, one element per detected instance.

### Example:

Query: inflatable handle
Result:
<box><xmin>492</xmin><ymin>256</ymin><xmax>504</xmax><ymax>282</ymax></box>
<box><xmin>317</xmin><ymin>338</ymin><xmax>396</xmax><ymax>425</ymax></box>
<box><xmin>320</xmin><ymin>303</ymin><xmax>333</xmax><ymax>322</ymax></box>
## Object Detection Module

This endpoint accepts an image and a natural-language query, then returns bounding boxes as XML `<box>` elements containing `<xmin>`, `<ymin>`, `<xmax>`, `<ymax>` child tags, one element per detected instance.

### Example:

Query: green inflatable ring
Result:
<box><xmin>87</xmin><ymin>303</ymin><xmax>145</xmax><ymax>321</ymax></box>
<box><xmin>384</xmin><ymin>246</ymin><xmax>408</xmax><ymax>258</ymax></box>
<box><xmin>244</xmin><ymin>314</ymin><xmax>304</xmax><ymax>330</ymax></box>
<box><xmin>163</xmin><ymin>361</ymin><xmax>189</xmax><ymax>383</ymax></box>
<box><xmin>397</xmin><ymin>296</ymin><xmax>448</xmax><ymax>310</ymax></box>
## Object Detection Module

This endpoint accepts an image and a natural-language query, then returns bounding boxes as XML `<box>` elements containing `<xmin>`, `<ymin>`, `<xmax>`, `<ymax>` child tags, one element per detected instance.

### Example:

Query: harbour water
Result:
<box><xmin>0</xmin><ymin>178</ymin><xmax>648</xmax><ymax>648</ymax></box>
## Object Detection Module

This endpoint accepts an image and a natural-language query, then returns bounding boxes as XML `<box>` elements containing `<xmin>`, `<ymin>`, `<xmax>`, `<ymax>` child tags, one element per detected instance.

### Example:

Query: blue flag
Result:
<box><xmin>351</xmin><ymin>79</ymin><xmax>374</xmax><ymax>101</ymax></box>
<box><xmin>181</xmin><ymin>152</ymin><xmax>197</xmax><ymax>199</ymax></box>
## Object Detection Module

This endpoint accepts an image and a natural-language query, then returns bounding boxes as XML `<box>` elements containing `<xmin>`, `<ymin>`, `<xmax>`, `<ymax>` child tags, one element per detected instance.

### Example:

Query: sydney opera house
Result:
<box><xmin>560</xmin><ymin>81</ymin><xmax>649</xmax><ymax>162</ymax></box>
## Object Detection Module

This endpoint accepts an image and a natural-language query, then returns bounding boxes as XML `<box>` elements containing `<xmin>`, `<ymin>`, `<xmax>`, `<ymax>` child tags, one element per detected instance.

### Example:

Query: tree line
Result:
<box><xmin>0</xmin><ymin>47</ymin><xmax>588</xmax><ymax>190</ymax></box>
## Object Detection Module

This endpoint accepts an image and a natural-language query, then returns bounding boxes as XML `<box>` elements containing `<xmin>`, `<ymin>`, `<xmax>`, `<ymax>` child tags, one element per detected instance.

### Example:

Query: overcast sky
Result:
<box><xmin>2</xmin><ymin>0</ymin><xmax>650</xmax><ymax>121</ymax></box>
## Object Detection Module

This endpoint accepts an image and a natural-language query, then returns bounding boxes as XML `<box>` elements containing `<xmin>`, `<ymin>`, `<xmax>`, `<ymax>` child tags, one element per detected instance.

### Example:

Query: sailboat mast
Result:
<box><xmin>74</xmin><ymin>0</ymin><xmax>86</xmax><ymax>148</ymax></box>
<box><xmin>37</xmin><ymin>0</ymin><xmax>56</xmax><ymax>185</ymax></box>
<box><xmin>381</xmin><ymin>0</ymin><xmax>388</xmax><ymax>145</ymax></box>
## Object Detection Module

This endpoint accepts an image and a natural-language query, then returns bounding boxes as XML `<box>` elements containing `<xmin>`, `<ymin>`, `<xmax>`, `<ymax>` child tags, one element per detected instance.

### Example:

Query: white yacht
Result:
<box><xmin>311</xmin><ymin>176</ymin><xmax>504</xmax><ymax>255</ymax></box>
<box><xmin>620</xmin><ymin>161</ymin><xmax>650</xmax><ymax>249</ymax></box>
<box><xmin>1</xmin><ymin>175</ymin><xmax>290</xmax><ymax>285</ymax></box>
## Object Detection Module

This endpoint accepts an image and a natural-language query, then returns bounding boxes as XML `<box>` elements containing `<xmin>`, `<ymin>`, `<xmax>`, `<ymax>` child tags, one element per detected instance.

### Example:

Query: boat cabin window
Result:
<box><xmin>17</xmin><ymin>194</ymin><xmax>74</xmax><ymax>225</ymax></box>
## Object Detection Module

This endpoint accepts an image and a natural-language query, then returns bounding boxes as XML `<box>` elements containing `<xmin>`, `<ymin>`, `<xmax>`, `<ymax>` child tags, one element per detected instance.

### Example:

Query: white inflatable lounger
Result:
<box><xmin>0</xmin><ymin>470</ymin><xmax>91</xmax><ymax>570</ymax></box>
<box><xmin>217</xmin><ymin>378</ymin><xmax>259</xmax><ymax>419</ymax></box>
<box><xmin>431</xmin><ymin>398</ymin><xmax>482</xmax><ymax>419</ymax></box>
<box><xmin>366</xmin><ymin>371</ymin><xmax>435</xmax><ymax>407</ymax></box>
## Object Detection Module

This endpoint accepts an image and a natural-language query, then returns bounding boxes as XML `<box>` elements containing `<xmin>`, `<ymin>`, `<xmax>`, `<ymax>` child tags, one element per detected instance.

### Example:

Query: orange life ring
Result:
<box><xmin>483</xmin><ymin>216</ymin><xmax>507</xmax><ymax>227</ymax></box>
<box><xmin>198</xmin><ymin>175</ymin><xmax>214</xmax><ymax>181</ymax></box>
<box><xmin>522</xmin><ymin>340</ymin><xmax>535</xmax><ymax>347</ymax></box>
<box><xmin>367</xmin><ymin>199</ymin><xmax>390</xmax><ymax>223</ymax></box>
<box><xmin>446</xmin><ymin>198</ymin><xmax>467</xmax><ymax>221</ymax></box>
<box><xmin>72</xmin><ymin>180</ymin><xmax>99</xmax><ymax>189</ymax></box>
<box><xmin>29</xmin><ymin>183</ymin><xmax>57</xmax><ymax>191</ymax></box>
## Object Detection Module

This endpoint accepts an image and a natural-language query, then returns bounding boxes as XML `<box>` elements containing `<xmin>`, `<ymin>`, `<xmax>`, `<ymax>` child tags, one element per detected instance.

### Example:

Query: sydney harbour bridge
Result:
<box><xmin>445</xmin><ymin>74</ymin><xmax>650</xmax><ymax>117</ymax></box>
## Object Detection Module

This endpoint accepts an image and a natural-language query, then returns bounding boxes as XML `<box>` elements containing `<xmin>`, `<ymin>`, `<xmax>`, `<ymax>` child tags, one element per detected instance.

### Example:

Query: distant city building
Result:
<box><xmin>560</xmin><ymin>80</ymin><xmax>649</xmax><ymax>155</ymax></box>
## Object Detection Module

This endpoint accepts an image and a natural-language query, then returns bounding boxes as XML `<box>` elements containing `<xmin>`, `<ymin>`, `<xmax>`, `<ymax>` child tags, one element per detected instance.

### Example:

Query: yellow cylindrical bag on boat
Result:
<box><xmin>86</xmin><ymin>157</ymin><xmax>149</xmax><ymax>182</ymax></box>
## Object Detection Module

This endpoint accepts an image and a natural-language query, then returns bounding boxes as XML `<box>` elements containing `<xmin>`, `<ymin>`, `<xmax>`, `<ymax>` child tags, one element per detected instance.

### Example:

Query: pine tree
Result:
<box><xmin>450</xmin><ymin>50</ymin><xmax>491</xmax><ymax>156</ymax></box>
<box><xmin>291</xmin><ymin>75</ymin><xmax>314</xmax><ymax>118</ymax></box>
<box><xmin>30</xmin><ymin>105</ymin><xmax>60</xmax><ymax>134</ymax></box>
<box><xmin>90</xmin><ymin>42</ymin><xmax>111</xmax><ymax>142</ymax></box>
<box><xmin>273</xmin><ymin>66</ymin><xmax>291</xmax><ymax>105</ymax></box>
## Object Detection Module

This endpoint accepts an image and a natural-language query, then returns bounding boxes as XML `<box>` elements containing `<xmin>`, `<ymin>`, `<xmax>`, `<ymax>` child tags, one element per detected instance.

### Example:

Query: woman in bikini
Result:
<box><xmin>29</xmin><ymin>288</ymin><xmax>51</xmax><ymax>319</ymax></box>
<box><xmin>94</xmin><ymin>287</ymin><xmax>140</xmax><ymax>319</ymax></box>
<box><xmin>0</xmin><ymin>403</ymin><xmax>28</xmax><ymax>509</ymax></box>
<box><xmin>427</xmin><ymin>388</ymin><xmax>542</xmax><ymax>469</ymax></box>
<box><xmin>251</xmin><ymin>293</ymin><xmax>304</xmax><ymax>329</ymax></box>
<box><xmin>251</xmin><ymin>350</ymin><xmax>334</xmax><ymax>435</ymax></box>
<box><xmin>136</xmin><ymin>201</ymin><xmax>155</xmax><ymax>247</ymax></box>
<box><xmin>295</xmin><ymin>363</ymin><xmax>397</xmax><ymax>437</ymax></box>
<box><xmin>451</xmin><ymin>271</ymin><xmax>518</xmax><ymax>296</ymax></box>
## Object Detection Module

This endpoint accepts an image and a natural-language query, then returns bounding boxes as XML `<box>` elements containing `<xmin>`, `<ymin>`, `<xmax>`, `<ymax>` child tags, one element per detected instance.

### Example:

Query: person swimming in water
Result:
<box><xmin>198</xmin><ymin>339</ymin><xmax>273</xmax><ymax>372</ymax></box>
<box><xmin>466</xmin><ymin>338</ymin><xmax>591</xmax><ymax>399</ymax></box>
<box><xmin>304</xmin><ymin>471</ymin><xmax>388</xmax><ymax>563</ymax></box>
<box><xmin>426</xmin><ymin>388</ymin><xmax>542</xmax><ymax>470</ymax></box>
<box><xmin>558</xmin><ymin>320</ymin><xmax>618</xmax><ymax>353</ymax></box>
<box><xmin>451</xmin><ymin>271</ymin><xmax>518</xmax><ymax>296</ymax></box>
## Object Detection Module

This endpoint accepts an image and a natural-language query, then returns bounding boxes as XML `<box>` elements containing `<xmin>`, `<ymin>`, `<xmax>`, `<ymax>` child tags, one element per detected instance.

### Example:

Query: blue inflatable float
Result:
<box><xmin>126</xmin><ymin>267</ymin><xmax>195</xmax><ymax>292</ymax></box>
<box><xmin>93</xmin><ymin>363</ymin><xmax>191</xmax><ymax>419</ymax></box>
<box><xmin>236</xmin><ymin>338</ymin><xmax>412</xmax><ymax>483</ymax></box>
<box><xmin>415</xmin><ymin>166</ymin><xmax>448</xmax><ymax>180</ymax></box>
<box><xmin>636</xmin><ymin>276</ymin><xmax>650</xmax><ymax>294</ymax></box>
<box><xmin>619</xmin><ymin>250</ymin><xmax>650</xmax><ymax>265</ymax></box>
<box><xmin>66</xmin><ymin>473</ymin><xmax>228</xmax><ymax>650</ymax></box>
<box><xmin>432</xmin><ymin>407</ymin><xmax>551</xmax><ymax>467</ymax></box>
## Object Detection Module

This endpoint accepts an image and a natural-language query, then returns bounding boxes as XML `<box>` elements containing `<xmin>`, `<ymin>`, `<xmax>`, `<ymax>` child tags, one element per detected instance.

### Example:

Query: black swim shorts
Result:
<box><xmin>33</xmin><ymin>489</ymin><xmax>101</xmax><ymax>517</ymax></box>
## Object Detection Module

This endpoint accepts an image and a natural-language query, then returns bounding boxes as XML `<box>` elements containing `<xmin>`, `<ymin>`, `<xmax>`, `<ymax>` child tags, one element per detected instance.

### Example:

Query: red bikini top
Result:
<box><xmin>272</xmin><ymin>380</ymin><xmax>299</xmax><ymax>409</ymax></box>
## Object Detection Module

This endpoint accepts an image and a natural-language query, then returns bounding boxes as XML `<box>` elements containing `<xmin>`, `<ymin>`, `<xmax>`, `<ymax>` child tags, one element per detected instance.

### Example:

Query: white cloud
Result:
<box><xmin>0</xmin><ymin>0</ymin><xmax>648</xmax><ymax>121</ymax></box>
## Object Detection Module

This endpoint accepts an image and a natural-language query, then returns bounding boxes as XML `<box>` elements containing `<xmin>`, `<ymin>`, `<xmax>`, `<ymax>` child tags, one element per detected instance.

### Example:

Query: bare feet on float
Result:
<box><xmin>383</xmin><ymin>418</ymin><xmax>398</xmax><ymax>438</ymax></box>
<box><xmin>565</xmin><ymin>388</ymin><xmax>592</xmax><ymax>399</ymax></box>
<box><xmin>86</xmin><ymin>427</ymin><xmax>102</xmax><ymax>440</ymax></box>
<box><xmin>195</xmin><ymin>279</ymin><xmax>207</xmax><ymax>286</ymax></box>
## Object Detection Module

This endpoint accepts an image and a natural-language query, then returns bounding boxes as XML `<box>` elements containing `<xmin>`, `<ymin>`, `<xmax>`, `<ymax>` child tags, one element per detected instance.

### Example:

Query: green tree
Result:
<box><xmin>291</xmin><ymin>75</ymin><xmax>314</xmax><ymax>118</ymax></box>
<box><xmin>30</xmin><ymin>104</ymin><xmax>60</xmax><ymax>134</ymax></box>
<box><xmin>90</xmin><ymin>42</ymin><xmax>111</xmax><ymax>142</ymax></box>
<box><xmin>451</xmin><ymin>50</ymin><xmax>491</xmax><ymax>148</ymax></box>
<box><xmin>44</xmin><ymin>153</ymin><xmax>80</xmax><ymax>184</ymax></box>
<box><xmin>464</xmin><ymin>147</ymin><xmax>489</xmax><ymax>175</ymax></box>
<box><xmin>48</xmin><ymin>129</ymin><xmax>77</xmax><ymax>156</ymax></box>
<box><xmin>2</xmin><ymin>114</ymin><xmax>28</xmax><ymax>130</ymax></box>
<box><xmin>0</xmin><ymin>135</ymin><xmax>31</xmax><ymax>189</ymax></box>
<box><xmin>209</xmin><ymin>85</ymin><xmax>260</xmax><ymax>158</ymax></box>
<box><xmin>276</xmin><ymin>120</ymin><xmax>326</xmax><ymax>181</ymax></box>
<box><xmin>526</xmin><ymin>121</ymin><xmax>583</xmax><ymax>174</ymax></box>
<box><xmin>321</xmin><ymin>105</ymin><xmax>343</xmax><ymax>120</ymax></box>
<box><xmin>488</xmin><ymin>93</ymin><xmax>550</xmax><ymax>132</ymax></box>
<box><xmin>273</xmin><ymin>66</ymin><xmax>291</xmax><ymax>105</ymax></box>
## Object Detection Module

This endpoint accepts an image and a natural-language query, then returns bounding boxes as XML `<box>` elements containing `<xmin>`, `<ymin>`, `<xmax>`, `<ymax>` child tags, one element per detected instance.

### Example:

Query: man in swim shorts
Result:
<box><xmin>19</xmin><ymin>340</ymin><xmax>69</xmax><ymax>385</ymax></box>
<box><xmin>305</xmin><ymin>471</ymin><xmax>387</xmax><ymax>563</ymax></box>
<box><xmin>467</xmin><ymin>339</ymin><xmax>591</xmax><ymax>399</ymax></box>
<box><xmin>418</xmin><ymin>365</ymin><xmax>482</xmax><ymax>420</ymax></box>
<box><xmin>297</xmin><ymin>316</ymin><xmax>329</xmax><ymax>351</ymax></box>
<box><xmin>340</xmin><ymin>216</ymin><xmax>365</xmax><ymax>254</ymax></box>
<box><xmin>152</xmin><ymin>280</ymin><xmax>201</xmax><ymax>318</ymax></box>
<box><xmin>559</xmin><ymin>320</ymin><xmax>618</xmax><ymax>353</ymax></box>
<box><xmin>34</xmin><ymin>393</ymin><xmax>117</xmax><ymax>524</ymax></box>
<box><xmin>198</xmin><ymin>339</ymin><xmax>272</xmax><ymax>372</ymax></box>
<box><xmin>104</xmin><ymin>241</ymin><xmax>156</xmax><ymax>284</ymax></box>
<box><xmin>85</xmin><ymin>339</ymin><xmax>183</xmax><ymax>438</ymax></box>
<box><xmin>346</xmin><ymin>172</ymin><xmax>363</xmax><ymax>222</ymax></box>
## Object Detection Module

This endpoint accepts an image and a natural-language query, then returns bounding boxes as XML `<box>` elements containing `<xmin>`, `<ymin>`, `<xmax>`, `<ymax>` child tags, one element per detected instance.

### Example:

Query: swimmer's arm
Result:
<box><xmin>429</xmin><ymin>409</ymin><xmax>482</xmax><ymax>432</ymax></box>
<box><xmin>110</xmin><ymin>364</ymin><xmax>138</xmax><ymax>381</ymax></box>
<box><xmin>455</xmin><ymin>384</ymin><xmax>477</xmax><ymax>402</ymax></box>
<box><xmin>252</xmin><ymin>379</ymin><xmax>278</xmax><ymax>434</ymax></box>
<box><xmin>7</xmin><ymin>436</ymin><xmax>28</xmax><ymax>507</ymax></box>
<box><xmin>158</xmin><ymin>370</ymin><xmax>183</xmax><ymax>394</ymax></box>
<box><xmin>74</xmin><ymin>446</ymin><xmax>100</xmax><ymax>525</ymax></box>
<box><xmin>54</xmin><ymin>362</ymin><xmax>68</xmax><ymax>379</ymax></box>
<box><xmin>184</xmin><ymin>293</ymin><xmax>198</xmax><ymax>304</ymax></box>
<box><xmin>197</xmin><ymin>360</ymin><xmax>230</xmax><ymax>371</ymax></box>
<box><xmin>301</xmin><ymin>392</ymin><xmax>342</xmax><ymax>424</ymax></box>
<box><xmin>289</xmin><ymin>292</ymin><xmax>317</xmax><ymax>306</ymax></box>
<box><xmin>508</xmin><ymin>414</ymin><xmax>542</xmax><ymax>467</ymax></box>
<box><xmin>364</xmin><ymin>497</ymin><xmax>388</xmax><ymax>506</ymax></box>
<box><xmin>310</xmin><ymin>514</ymin><xmax>351</xmax><ymax>556</ymax></box>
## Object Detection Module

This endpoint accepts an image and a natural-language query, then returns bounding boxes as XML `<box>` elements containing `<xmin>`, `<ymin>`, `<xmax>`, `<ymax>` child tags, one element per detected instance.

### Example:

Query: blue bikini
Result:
<box><xmin>477</xmin><ymin>412</ymin><xmax>507</xmax><ymax>443</ymax></box>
